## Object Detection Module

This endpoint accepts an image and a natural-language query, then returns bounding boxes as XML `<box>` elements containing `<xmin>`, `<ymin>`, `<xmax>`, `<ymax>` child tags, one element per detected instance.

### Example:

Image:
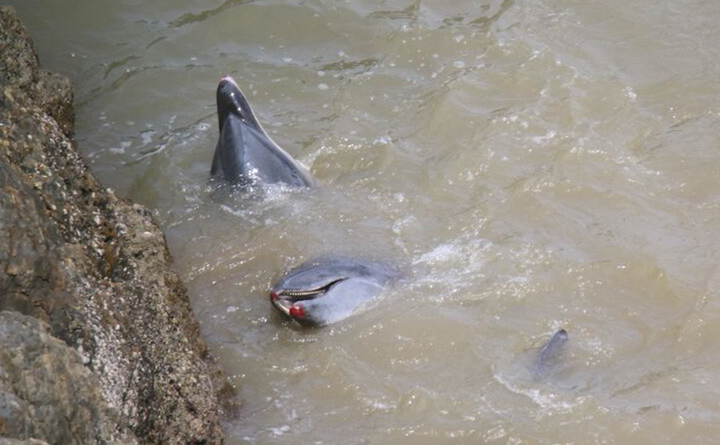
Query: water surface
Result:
<box><xmin>10</xmin><ymin>0</ymin><xmax>720</xmax><ymax>443</ymax></box>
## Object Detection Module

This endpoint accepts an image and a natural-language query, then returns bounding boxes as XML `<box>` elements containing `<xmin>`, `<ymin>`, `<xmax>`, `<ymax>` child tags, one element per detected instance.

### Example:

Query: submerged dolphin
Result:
<box><xmin>211</xmin><ymin>75</ymin><xmax>314</xmax><ymax>187</ymax></box>
<box><xmin>270</xmin><ymin>258</ymin><xmax>399</xmax><ymax>327</ymax></box>
<box><xmin>533</xmin><ymin>328</ymin><xmax>568</xmax><ymax>379</ymax></box>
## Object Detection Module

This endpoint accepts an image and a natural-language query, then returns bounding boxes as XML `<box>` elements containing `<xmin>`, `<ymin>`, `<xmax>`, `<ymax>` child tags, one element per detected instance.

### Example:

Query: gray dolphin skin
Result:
<box><xmin>270</xmin><ymin>258</ymin><xmax>399</xmax><ymax>327</ymax></box>
<box><xmin>533</xmin><ymin>328</ymin><xmax>568</xmax><ymax>378</ymax></box>
<box><xmin>211</xmin><ymin>75</ymin><xmax>314</xmax><ymax>187</ymax></box>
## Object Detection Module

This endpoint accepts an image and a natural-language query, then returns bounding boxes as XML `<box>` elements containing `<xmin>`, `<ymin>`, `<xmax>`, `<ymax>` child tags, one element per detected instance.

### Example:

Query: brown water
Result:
<box><xmin>9</xmin><ymin>0</ymin><xmax>720</xmax><ymax>443</ymax></box>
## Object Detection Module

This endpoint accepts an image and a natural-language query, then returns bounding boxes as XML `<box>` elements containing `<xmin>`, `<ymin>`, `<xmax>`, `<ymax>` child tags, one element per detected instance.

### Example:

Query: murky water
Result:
<box><xmin>9</xmin><ymin>0</ymin><xmax>720</xmax><ymax>443</ymax></box>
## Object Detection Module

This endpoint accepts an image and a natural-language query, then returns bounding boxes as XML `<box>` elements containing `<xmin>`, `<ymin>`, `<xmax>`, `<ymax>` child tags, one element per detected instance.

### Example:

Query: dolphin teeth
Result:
<box><xmin>275</xmin><ymin>277</ymin><xmax>347</xmax><ymax>302</ymax></box>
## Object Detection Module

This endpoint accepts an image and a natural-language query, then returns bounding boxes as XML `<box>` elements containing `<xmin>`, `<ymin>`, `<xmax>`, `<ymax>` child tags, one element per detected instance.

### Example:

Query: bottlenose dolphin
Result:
<box><xmin>533</xmin><ymin>328</ymin><xmax>568</xmax><ymax>379</ymax></box>
<box><xmin>270</xmin><ymin>258</ymin><xmax>399</xmax><ymax>327</ymax></box>
<box><xmin>211</xmin><ymin>75</ymin><xmax>314</xmax><ymax>187</ymax></box>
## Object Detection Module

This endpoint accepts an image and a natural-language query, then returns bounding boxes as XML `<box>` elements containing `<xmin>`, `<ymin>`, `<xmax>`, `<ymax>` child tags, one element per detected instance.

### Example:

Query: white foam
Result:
<box><xmin>270</xmin><ymin>425</ymin><xmax>290</xmax><ymax>436</ymax></box>
<box><xmin>109</xmin><ymin>140</ymin><xmax>132</xmax><ymax>154</ymax></box>
<box><xmin>374</xmin><ymin>135</ymin><xmax>392</xmax><ymax>145</ymax></box>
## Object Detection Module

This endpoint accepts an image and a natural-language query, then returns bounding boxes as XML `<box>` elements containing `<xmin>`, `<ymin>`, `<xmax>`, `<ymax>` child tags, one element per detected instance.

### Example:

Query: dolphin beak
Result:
<box><xmin>270</xmin><ymin>292</ymin><xmax>292</xmax><ymax>317</ymax></box>
<box><xmin>221</xmin><ymin>75</ymin><xmax>240</xmax><ymax>89</ymax></box>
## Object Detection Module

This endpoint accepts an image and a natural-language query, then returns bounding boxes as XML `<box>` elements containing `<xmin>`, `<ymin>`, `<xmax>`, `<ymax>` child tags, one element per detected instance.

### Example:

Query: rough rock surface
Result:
<box><xmin>0</xmin><ymin>6</ymin><xmax>230</xmax><ymax>445</ymax></box>
<box><xmin>0</xmin><ymin>311</ymin><xmax>119</xmax><ymax>444</ymax></box>
<box><xmin>0</xmin><ymin>439</ymin><xmax>50</xmax><ymax>445</ymax></box>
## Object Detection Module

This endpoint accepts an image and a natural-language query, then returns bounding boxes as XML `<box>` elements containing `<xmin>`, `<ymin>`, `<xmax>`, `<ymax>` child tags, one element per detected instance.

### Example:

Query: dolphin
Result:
<box><xmin>270</xmin><ymin>258</ymin><xmax>399</xmax><ymax>327</ymax></box>
<box><xmin>533</xmin><ymin>328</ymin><xmax>568</xmax><ymax>379</ymax></box>
<box><xmin>211</xmin><ymin>75</ymin><xmax>314</xmax><ymax>187</ymax></box>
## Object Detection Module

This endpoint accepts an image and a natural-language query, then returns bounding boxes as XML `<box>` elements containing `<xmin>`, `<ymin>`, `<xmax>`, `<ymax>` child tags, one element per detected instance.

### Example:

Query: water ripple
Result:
<box><xmin>168</xmin><ymin>0</ymin><xmax>256</xmax><ymax>28</ymax></box>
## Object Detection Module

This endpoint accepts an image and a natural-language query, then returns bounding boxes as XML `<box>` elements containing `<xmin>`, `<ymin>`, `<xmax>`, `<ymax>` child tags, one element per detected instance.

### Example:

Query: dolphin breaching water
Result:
<box><xmin>270</xmin><ymin>258</ymin><xmax>400</xmax><ymax>327</ymax></box>
<box><xmin>211</xmin><ymin>75</ymin><xmax>314</xmax><ymax>187</ymax></box>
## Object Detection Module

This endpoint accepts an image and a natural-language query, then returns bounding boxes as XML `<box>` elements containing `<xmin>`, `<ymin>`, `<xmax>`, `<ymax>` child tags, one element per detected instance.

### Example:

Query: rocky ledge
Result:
<box><xmin>1</xmin><ymin>6</ymin><xmax>231</xmax><ymax>444</ymax></box>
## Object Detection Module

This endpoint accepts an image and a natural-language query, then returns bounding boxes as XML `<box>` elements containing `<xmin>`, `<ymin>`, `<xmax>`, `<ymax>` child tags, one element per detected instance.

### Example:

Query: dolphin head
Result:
<box><xmin>271</xmin><ymin>277</ymin><xmax>348</xmax><ymax>327</ymax></box>
<box><xmin>270</xmin><ymin>258</ymin><xmax>399</xmax><ymax>327</ymax></box>
<box><xmin>211</xmin><ymin>75</ymin><xmax>315</xmax><ymax>187</ymax></box>
<box><xmin>216</xmin><ymin>75</ymin><xmax>261</xmax><ymax>132</ymax></box>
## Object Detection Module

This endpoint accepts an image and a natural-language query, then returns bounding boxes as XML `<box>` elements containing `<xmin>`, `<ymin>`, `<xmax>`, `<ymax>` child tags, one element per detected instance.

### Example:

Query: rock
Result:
<box><xmin>0</xmin><ymin>6</ymin><xmax>231</xmax><ymax>445</ymax></box>
<box><xmin>0</xmin><ymin>311</ymin><xmax>120</xmax><ymax>445</ymax></box>
<box><xmin>0</xmin><ymin>439</ymin><xmax>51</xmax><ymax>445</ymax></box>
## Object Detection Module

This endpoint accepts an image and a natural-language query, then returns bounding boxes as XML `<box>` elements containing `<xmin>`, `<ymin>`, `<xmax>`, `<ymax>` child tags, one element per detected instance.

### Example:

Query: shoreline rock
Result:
<box><xmin>1</xmin><ymin>6</ymin><xmax>232</xmax><ymax>444</ymax></box>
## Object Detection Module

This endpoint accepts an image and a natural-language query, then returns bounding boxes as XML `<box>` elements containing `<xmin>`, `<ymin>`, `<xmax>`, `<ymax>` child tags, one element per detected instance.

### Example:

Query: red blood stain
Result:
<box><xmin>289</xmin><ymin>304</ymin><xmax>306</xmax><ymax>318</ymax></box>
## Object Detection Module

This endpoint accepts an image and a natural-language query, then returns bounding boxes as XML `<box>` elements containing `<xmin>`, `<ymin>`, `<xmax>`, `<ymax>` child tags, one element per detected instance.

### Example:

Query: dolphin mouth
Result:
<box><xmin>270</xmin><ymin>277</ymin><xmax>347</xmax><ymax>317</ymax></box>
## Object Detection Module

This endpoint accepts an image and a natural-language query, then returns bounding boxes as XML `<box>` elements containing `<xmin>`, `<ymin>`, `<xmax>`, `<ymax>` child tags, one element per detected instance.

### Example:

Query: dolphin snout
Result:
<box><xmin>220</xmin><ymin>75</ymin><xmax>240</xmax><ymax>88</ymax></box>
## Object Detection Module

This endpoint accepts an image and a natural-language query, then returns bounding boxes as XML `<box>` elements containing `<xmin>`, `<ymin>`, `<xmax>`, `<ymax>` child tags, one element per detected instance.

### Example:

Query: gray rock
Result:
<box><xmin>0</xmin><ymin>439</ymin><xmax>51</xmax><ymax>445</ymax></box>
<box><xmin>0</xmin><ymin>311</ymin><xmax>118</xmax><ymax>444</ymax></box>
<box><xmin>0</xmin><ymin>6</ymin><xmax>232</xmax><ymax>445</ymax></box>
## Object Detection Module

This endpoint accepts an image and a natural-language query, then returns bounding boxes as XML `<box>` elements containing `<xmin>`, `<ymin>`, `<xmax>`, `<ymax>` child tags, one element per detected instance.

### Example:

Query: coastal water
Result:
<box><xmin>9</xmin><ymin>0</ymin><xmax>720</xmax><ymax>443</ymax></box>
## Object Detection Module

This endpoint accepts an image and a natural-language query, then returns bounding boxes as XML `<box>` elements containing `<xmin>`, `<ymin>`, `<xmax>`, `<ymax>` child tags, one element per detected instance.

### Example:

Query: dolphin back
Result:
<box><xmin>275</xmin><ymin>257</ymin><xmax>398</xmax><ymax>291</ymax></box>
<box><xmin>533</xmin><ymin>329</ymin><xmax>568</xmax><ymax>379</ymax></box>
